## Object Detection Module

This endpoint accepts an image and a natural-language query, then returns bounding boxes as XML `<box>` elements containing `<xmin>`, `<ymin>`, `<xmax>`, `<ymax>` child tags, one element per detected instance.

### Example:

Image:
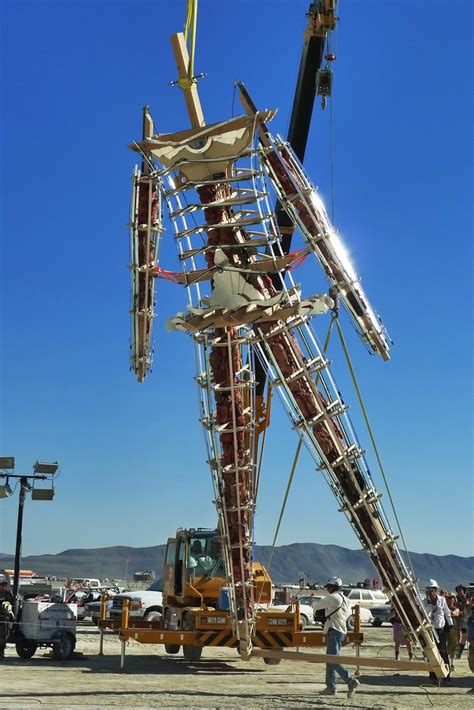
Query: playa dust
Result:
<box><xmin>0</xmin><ymin>623</ymin><xmax>472</xmax><ymax>709</ymax></box>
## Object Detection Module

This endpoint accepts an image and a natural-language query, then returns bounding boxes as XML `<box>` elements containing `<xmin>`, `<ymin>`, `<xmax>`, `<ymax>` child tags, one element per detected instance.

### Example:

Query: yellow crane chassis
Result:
<box><xmin>98</xmin><ymin>603</ymin><xmax>443</xmax><ymax>677</ymax></box>
<box><xmin>100</xmin><ymin>617</ymin><xmax>363</xmax><ymax>649</ymax></box>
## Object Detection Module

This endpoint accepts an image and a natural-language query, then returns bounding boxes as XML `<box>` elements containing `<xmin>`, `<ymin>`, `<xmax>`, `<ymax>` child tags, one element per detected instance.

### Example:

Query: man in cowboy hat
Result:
<box><xmin>313</xmin><ymin>577</ymin><xmax>360</xmax><ymax>698</ymax></box>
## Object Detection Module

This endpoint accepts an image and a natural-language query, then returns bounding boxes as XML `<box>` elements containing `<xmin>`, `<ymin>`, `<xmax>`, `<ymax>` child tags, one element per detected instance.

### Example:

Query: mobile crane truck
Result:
<box><xmin>101</xmin><ymin>527</ymin><xmax>364</xmax><ymax>665</ymax></box>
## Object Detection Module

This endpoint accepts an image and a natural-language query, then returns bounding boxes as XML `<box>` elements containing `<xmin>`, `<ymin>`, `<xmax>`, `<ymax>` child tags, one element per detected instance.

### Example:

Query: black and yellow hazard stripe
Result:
<box><xmin>196</xmin><ymin>631</ymin><xmax>239</xmax><ymax>648</ymax></box>
<box><xmin>254</xmin><ymin>630</ymin><xmax>293</xmax><ymax>648</ymax></box>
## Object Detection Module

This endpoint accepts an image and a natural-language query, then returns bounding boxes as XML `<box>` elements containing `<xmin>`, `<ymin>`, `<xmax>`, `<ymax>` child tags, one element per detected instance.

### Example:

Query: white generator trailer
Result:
<box><xmin>15</xmin><ymin>600</ymin><xmax>77</xmax><ymax>660</ymax></box>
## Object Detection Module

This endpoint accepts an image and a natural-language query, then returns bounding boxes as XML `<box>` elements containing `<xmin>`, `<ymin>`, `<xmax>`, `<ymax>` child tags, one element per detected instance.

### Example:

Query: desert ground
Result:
<box><xmin>0</xmin><ymin>622</ymin><xmax>472</xmax><ymax>709</ymax></box>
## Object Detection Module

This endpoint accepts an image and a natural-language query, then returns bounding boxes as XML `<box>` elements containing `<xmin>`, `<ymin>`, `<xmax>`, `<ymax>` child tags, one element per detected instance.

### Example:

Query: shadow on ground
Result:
<box><xmin>1</xmin><ymin>653</ymin><xmax>265</xmax><ymax>675</ymax></box>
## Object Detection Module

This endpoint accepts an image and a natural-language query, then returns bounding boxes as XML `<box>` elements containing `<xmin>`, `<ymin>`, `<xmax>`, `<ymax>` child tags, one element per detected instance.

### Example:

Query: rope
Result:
<box><xmin>272</xmin><ymin>441</ymin><xmax>303</xmax><ymax>551</ymax></box>
<box><xmin>286</xmin><ymin>247</ymin><xmax>309</xmax><ymax>270</ymax></box>
<box><xmin>329</xmin><ymin>79</ymin><xmax>336</xmax><ymax>224</ymax></box>
<box><xmin>260</xmin><ymin>314</ymin><xmax>337</xmax><ymax>589</ymax></box>
<box><xmin>180</xmin><ymin>0</ymin><xmax>198</xmax><ymax>90</ymax></box>
<box><xmin>153</xmin><ymin>266</ymin><xmax>180</xmax><ymax>283</ymax></box>
<box><xmin>263</xmin><ymin>438</ymin><xmax>303</xmax><ymax>587</ymax></box>
<box><xmin>153</xmin><ymin>248</ymin><xmax>309</xmax><ymax>285</ymax></box>
<box><xmin>334</xmin><ymin>318</ymin><xmax>418</xmax><ymax>583</ymax></box>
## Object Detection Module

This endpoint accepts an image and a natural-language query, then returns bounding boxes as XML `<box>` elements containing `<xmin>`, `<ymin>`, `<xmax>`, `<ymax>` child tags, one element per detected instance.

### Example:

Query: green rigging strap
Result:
<box><xmin>334</xmin><ymin>318</ymin><xmax>417</xmax><ymax>582</ymax></box>
<box><xmin>265</xmin><ymin>438</ymin><xmax>303</xmax><ymax>580</ymax></box>
<box><xmin>263</xmin><ymin>315</ymin><xmax>337</xmax><ymax>581</ymax></box>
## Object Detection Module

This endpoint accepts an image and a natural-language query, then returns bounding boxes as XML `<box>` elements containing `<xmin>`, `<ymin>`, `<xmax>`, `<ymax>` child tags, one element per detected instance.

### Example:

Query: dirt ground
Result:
<box><xmin>0</xmin><ymin>623</ymin><xmax>472</xmax><ymax>709</ymax></box>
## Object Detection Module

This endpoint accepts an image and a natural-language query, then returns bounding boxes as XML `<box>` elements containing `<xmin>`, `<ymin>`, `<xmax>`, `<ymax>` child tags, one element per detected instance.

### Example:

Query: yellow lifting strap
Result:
<box><xmin>180</xmin><ymin>0</ymin><xmax>198</xmax><ymax>90</ymax></box>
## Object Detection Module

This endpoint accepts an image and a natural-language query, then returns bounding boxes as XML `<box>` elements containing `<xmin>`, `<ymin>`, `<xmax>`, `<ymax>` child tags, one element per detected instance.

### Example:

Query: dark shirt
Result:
<box><xmin>0</xmin><ymin>589</ymin><xmax>14</xmax><ymax>605</ymax></box>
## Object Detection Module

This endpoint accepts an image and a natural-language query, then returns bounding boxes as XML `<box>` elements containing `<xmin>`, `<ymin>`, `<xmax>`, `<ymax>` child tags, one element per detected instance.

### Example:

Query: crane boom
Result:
<box><xmin>276</xmin><ymin>1</ymin><xmax>336</xmax><ymax>257</ymax></box>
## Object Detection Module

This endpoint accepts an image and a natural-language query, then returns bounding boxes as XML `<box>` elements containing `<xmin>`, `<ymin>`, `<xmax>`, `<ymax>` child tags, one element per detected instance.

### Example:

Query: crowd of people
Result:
<box><xmin>392</xmin><ymin>580</ymin><xmax>473</xmax><ymax>684</ymax></box>
<box><xmin>420</xmin><ymin>580</ymin><xmax>473</xmax><ymax>689</ymax></box>
<box><xmin>314</xmin><ymin>576</ymin><xmax>473</xmax><ymax>697</ymax></box>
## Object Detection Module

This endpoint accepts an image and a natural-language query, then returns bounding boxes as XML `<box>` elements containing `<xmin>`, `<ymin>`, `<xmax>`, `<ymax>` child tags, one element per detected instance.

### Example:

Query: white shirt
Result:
<box><xmin>422</xmin><ymin>594</ymin><xmax>453</xmax><ymax>629</ymax></box>
<box><xmin>313</xmin><ymin>591</ymin><xmax>350</xmax><ymax>634</ymax></box>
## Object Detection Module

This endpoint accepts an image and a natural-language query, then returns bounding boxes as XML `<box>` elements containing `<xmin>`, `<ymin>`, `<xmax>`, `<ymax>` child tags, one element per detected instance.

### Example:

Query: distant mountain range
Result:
<box><xmin>0</xmin><ymin>543</ymin><xmax>471</xmax><ymax>590</ymax></box>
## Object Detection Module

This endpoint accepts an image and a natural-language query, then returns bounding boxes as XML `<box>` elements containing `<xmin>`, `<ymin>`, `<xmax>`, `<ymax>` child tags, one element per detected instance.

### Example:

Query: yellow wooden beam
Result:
<box><xmin>251</xmin><ymin>647</ymin><xmax>446</xmax><ymax>676</ymax></box>
<box><xmin>170</xmin><ymin>32</ymin><xmax>205</xmax><ymax>129</ymax></box>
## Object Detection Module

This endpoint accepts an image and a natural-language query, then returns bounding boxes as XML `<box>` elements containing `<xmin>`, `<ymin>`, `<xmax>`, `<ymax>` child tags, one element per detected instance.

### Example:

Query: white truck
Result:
<box><xmin>109</xmin><ymin>579</ymin><xmax>163</xmax><ymax>622</ymax></box>
<box><xmin>0</xmin><ymin>569</ymin><xmax>53</xmax><ymax>599</ymax></box>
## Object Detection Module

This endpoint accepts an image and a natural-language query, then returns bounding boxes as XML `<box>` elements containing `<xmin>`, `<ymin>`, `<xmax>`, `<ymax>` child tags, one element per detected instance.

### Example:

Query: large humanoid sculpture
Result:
<box><xmin>127</xmin><ymin>33</ymin><xmax>446</xmax><ymax>676</ymax></box>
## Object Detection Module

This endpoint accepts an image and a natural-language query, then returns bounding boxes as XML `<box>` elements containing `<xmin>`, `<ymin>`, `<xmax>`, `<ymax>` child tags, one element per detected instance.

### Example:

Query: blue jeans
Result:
<box><xmin>326</xmin><ymin>628</ymin><xmax>353</xmax><ymax>689</ymax></box>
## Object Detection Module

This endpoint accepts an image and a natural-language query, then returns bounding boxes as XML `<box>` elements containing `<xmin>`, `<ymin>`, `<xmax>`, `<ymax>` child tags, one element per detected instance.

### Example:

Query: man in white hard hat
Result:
<box><xmin>422</xmin><ymin>578</ymin><xmax>454</xmax><ymax>684</ymax></box>
<box><xmin>313</xmin><ymin>577</ymin><xmax>360</xmax><ymax>697</ymax></box>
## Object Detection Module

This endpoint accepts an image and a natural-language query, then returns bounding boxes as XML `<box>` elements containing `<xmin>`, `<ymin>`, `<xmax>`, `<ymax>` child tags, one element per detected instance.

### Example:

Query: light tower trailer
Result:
<box><xmin>13</xmin><ymin>599</ymin><xmax>77</xmax><ymax>660</ymax></box>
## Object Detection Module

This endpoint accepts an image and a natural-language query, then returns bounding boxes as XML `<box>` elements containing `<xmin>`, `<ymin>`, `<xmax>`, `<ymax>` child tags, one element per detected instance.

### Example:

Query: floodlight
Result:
<box><xmin>0</xmin><ymin>480</ymin><xmax>13</xmax><ymax>498</ymax></box>
<box><xmin>31</xmin><ymin>487</ymin><xmax>55</xmax><ymax>501</ymax></box>
<box><xmin>0</xmin><ymin>457</ymin><xmax>15</xmax><ymax>470</ymax></box>
<box><xmin>33</xmin><ymin>461</ymin><xmax>58</xmax><ymax>475</ymax></box>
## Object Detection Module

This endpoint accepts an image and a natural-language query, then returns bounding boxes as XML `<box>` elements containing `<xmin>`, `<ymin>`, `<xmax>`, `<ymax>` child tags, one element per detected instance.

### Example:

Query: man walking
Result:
<box><xmin>313</xmin><ymin>576</ymin><xmax>360</xmax><ymax>698</ymax></box>
<box><xmin>422</xmin><ymin>578</ymin><xmax>453</xmax><ymax>684</ymax></box>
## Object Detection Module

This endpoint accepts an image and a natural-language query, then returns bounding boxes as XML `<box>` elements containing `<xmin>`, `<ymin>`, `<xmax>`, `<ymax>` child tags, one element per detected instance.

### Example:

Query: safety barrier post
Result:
<box><xmin>98</xmin><ymin>593</ymin><xmax>106</xmax><ymax>656</ymax></box>
<box><xmin>121</xmin><ymin>598</ymin><xmax>130</xmax><ymax>630</ymax></box>
<box><xmin>295</xmin><ymin>599</ymin><xmax>301</xmax><ymax>651</ymax></box>
<box><xmin>120</xmin><ymin>638</ymin><xmax>126</xmax><ymax>672</ymax></box>
<box><xmin>354</xmin><ymin>605</ymin><xmax>361</xmax><ymax>676</ymax></box>
<box><xmin>119</xmin><ymin>599</ymin><xmax>130</xmax><ymax>672</ymax></box>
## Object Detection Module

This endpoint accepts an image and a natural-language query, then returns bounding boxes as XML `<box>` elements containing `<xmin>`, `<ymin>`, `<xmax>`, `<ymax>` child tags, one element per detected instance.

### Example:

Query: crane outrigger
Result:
<box><xmin>115</xmin><ymin>2</ymin><xmax>448</xmax><ymax>679</ymax></box>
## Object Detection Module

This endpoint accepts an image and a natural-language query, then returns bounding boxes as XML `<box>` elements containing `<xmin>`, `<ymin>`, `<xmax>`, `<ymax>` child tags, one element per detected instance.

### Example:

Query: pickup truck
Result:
<box><xmin>0</xmin><ymin>569</ymin><xmax>53</xmax><ymax>599</ymax></box>
<box><xmin>109</xmin><ymin>579</ymin><xmax>163</xmax><ymax>621</ymax></box>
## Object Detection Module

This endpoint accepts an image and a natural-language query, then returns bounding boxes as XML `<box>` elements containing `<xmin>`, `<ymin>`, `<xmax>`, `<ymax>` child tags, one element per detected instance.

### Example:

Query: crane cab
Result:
<box><xmin>163</xmin><ymin>528</ymin><xmax>226</xmax><ymax>608</ymax></box>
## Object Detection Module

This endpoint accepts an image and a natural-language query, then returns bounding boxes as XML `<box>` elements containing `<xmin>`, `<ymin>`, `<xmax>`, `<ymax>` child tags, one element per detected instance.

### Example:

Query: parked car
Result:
<box><xmin>297</xmin><ymin>594</ymin><xmax>325</xmax><ymax>626</ymax></box>
<box><xmin>110</xmin><ymin>579</ymin><xmax>163</xmax><ymax>621</ymax></box>
<box><xmin>76</xmin><ymin>591</ymin><xmax>101</xmax><ymax>621</ymax></box>
<box><xmin>255</xmin><ymin>600</ymin><xmax>315</xmax><ymax>629</ymax></box>
<box><xmin>297</xmin><ymin>604</ymin><xmax>315</xmax><ymax>629</ymax></box>
<box><xmin>298</xmin><ymin>592</ymin><xmax>373</xmax><ymax>628</ymax></box>
<box><xmin>85</xmin><ymin>598</ymin><xmax>114</xmax><ymax>625</ymax></box>
<box><xmin>62</xmin><ymin>590</ymin><xmax>89</xmax><ymax>620</ymax></box>
<box><xmin>371</xmin><ymin>603</ymin><xmax>392</xmax><ymax>627</ymax></box>
<box><xmin>341</xmin><ymin>587</ymin><xmax>389</xmax><ymax>609</ymax></box>
<box><xmin>347</xmin><ymin>606</ymin><xmax>373</xmax><ymax>629</ymax></box>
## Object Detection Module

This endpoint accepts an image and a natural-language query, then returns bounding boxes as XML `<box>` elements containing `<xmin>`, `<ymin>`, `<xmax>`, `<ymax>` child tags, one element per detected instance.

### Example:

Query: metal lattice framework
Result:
<box><xmin>126</xmin><ymin>100</ymin><xmax>446</xmax><ymax>674</ymax></box>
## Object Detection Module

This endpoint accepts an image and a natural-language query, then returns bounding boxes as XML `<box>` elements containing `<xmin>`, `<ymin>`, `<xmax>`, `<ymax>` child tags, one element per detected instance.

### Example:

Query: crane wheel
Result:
<box><xmin>165</xmin><ymin>644</ymin><xmax>181</xmax><ymax>654</ymax></box>
<box><xmin>263</xmin><ymin>655</ymin><xmax>281</xmax><ymax>665</ymax></box>
<box><xmin>183</xmin><ymin>645</ymin><xmax>202</xmax><ymax>662</ymax></box>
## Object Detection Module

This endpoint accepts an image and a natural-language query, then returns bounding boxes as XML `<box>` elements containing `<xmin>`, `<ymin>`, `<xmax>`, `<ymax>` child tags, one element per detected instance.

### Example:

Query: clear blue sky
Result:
<box><xmin>0</xmin><ymin>1</ymin><xmax>472</xmax><ymax>560</ymax></box>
